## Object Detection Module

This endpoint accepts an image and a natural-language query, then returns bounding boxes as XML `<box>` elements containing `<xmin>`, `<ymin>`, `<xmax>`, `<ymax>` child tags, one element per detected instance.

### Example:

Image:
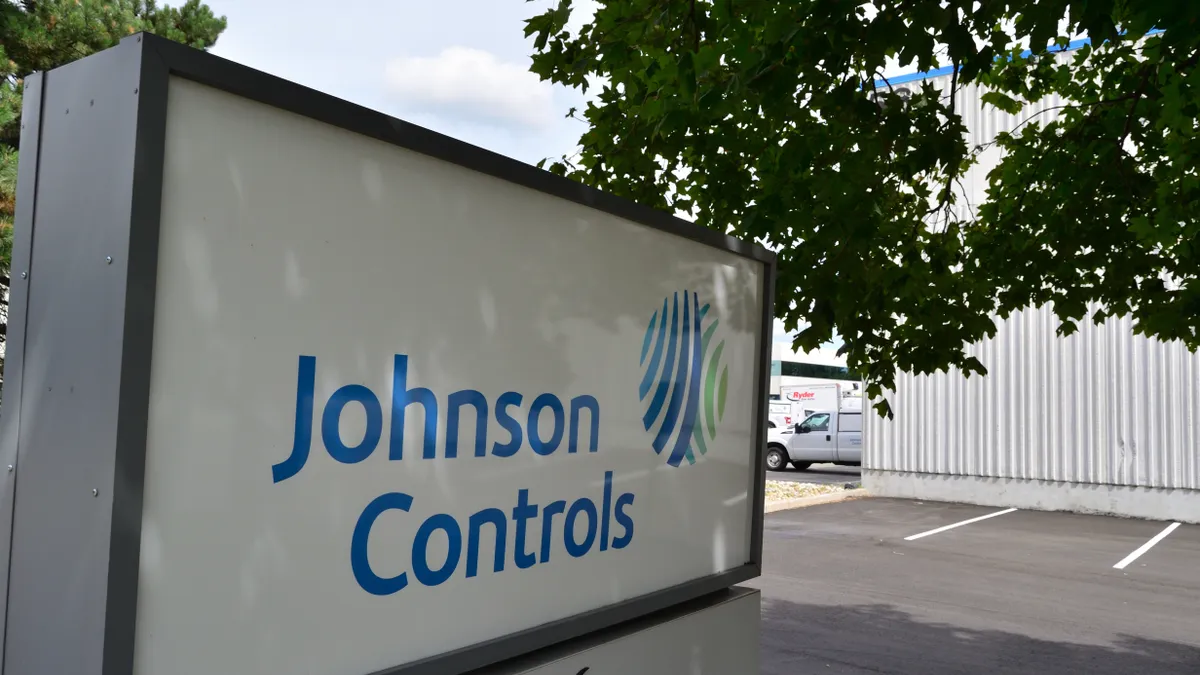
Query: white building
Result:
<box><xmin>863</xmin><ymin>38</ymin><xmax>1200</xmax><ymax>523</ymax></box>
<box><xmin>768</xmin><ymin>342</ymin><xmax>861</xmax><ymax>396</ymax></box>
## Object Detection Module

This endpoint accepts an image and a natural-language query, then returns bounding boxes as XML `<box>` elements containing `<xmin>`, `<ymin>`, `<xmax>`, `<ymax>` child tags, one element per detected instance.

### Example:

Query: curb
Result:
<box><xmin>765</xmin><ymin>488</ymin><xmax>869</xmax><ymax>514</ymax></box>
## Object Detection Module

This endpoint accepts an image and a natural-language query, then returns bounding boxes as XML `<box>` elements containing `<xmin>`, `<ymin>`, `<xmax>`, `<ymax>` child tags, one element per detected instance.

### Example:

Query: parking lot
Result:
<box><xmin>748</xmin><ymin>498</ymin><xmax>1200</xmax><ymax>674</ymax></box>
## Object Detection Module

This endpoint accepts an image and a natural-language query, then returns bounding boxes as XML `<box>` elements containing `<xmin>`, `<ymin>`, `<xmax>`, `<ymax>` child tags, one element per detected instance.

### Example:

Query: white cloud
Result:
<box><xmin>384</xmin><ymin>47</ymin><xmax>556</xmax><ymax>130</ymax></box>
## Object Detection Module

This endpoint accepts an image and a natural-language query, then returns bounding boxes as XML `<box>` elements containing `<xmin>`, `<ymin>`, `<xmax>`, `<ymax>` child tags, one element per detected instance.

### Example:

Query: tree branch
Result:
<box><xmin>690</xmin><ymin>0</ymin><xmax>699</xmax><ymax>52</ymax></box>
<box><xmin>924</xmin><ymin>58</ymin><xmax>961</xmax><ymax>232</ymax></box>
<box><xmin>873</xmin><ymin>71</ymin><xmax>897</xmax><ymax>96</ymax></box>
<box><xmin>1006</xmin><ymin>81</ymin><xmax>1124</xmax><ymax>233</ymax></box>
<box><xmin>974</xmin><ymin>90</ymin><xmax>1150</xmax><ymax>152</ymax></box>
<box><xmin>1118</xmin><ymin>63</ymin><xmax>1156</xmax><ymax>149</ymax></box>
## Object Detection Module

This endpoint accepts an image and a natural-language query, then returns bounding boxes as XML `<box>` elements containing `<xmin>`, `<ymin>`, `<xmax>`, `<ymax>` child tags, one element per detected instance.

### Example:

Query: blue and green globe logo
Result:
<box><xmin>638</xmin><ymin>290</ymin><xmax>729</xmax><ymax>467</ymax></box>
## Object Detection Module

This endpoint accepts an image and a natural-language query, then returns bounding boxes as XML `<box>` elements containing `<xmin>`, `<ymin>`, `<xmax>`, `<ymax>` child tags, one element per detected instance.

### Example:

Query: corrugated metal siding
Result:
<box><xmin>866</xmin><ymin>305</ymin><xmax>1200</xmax><ymax>489</ymax></box>
<box><xmin>866</xmin><ymin>48</ymin><xmax>1200</xmax><ymax>490</ymax></box>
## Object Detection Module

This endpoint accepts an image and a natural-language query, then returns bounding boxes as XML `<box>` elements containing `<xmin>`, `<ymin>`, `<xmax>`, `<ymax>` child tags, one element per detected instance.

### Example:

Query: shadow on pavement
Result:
<box><xmin>761</xmin><ymin>598</ymin><xmax>1200</xmax><ymax>674</ymax></box>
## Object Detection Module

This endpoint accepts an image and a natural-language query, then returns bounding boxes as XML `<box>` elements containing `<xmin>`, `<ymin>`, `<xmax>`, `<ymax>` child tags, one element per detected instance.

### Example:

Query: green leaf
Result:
<box><xmin>526</xmin><ymin>1</ymin><xmax>1200</xmax><ymax>417</ymax></box>
<box><xmin>980</xmin><ymin>90</ymin><xmax>1024</xmax><ymax>114</ymax></box>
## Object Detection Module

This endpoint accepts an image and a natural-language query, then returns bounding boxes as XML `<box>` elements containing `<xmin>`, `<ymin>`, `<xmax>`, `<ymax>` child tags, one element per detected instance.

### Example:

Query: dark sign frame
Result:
<box><xmin>0</xmin><ymin>33</ymin><xmax>775</xmax><ymax>675</ymax></box>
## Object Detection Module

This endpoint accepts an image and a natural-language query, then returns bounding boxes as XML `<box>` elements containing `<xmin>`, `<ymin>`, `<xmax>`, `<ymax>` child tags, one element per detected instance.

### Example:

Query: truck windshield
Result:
<box><xmin>800</xmin><ymin>413</ymin><xmax>830</xmax><ymax>432</ymax></box>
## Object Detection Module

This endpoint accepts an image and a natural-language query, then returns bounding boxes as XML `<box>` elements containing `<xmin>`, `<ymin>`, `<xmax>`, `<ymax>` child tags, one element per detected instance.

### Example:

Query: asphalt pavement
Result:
<box><xmin>767</xmin><ymin>463</ymin><xmax>861</xmax><ymax>485</ymax></box>
<box><xmin>747</xmin><ymin>498</ymin><xmax>1200</xmax><ymax>674</ymax></box>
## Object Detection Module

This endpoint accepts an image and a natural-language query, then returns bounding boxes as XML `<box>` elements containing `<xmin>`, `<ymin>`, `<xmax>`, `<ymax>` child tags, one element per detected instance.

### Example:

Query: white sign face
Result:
<box><xmin>131</xmin><ymin>78</ymin><xmax>766</xmax><ymax>675</ymax></box>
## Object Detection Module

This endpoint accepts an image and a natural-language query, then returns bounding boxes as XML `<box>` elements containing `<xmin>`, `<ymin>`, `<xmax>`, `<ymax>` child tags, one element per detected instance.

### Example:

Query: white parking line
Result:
<box><xmin>904</xmin><ymin>508</ymin><xmax>1018</xmax><ymax>541</ymax></box>
<box><xmin>1113</xmin><ymin>522</ymin><xmax>1181</xmax><ymax>570</ymax></box>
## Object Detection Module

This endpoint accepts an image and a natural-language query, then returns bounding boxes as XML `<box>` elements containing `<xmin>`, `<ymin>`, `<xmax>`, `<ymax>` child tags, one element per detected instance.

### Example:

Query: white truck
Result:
<box><xmin>765</xmin><ymin>408</ymin><xmax>863</xmax><ymax>472</ymax></box>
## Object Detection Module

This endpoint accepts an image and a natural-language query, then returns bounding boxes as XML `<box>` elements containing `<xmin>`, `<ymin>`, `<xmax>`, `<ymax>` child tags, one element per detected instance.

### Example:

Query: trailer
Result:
<box><xmin>779</xmin><ymin>382</ymin><xmax>842</xmax><ymax>422</ymax></box>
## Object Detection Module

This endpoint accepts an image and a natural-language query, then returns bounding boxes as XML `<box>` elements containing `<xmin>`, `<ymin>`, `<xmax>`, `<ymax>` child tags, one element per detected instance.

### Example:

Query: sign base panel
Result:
<box><xmin>474</xmin><ymin>587</ymin><xmax>761</xmax><ymax>675</ymax></box>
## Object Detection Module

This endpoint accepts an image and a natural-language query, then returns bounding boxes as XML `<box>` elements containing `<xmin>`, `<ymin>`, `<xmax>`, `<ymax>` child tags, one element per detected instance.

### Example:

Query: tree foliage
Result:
<box><xmin>526</xmin><ymin>0</ymin><xmax>1200</xmax><ymax>416</ymax></box>
<box><xmin>0</xmin><ymin>0</ymin><xmax>226</xmax><ymax>384</ymax></box>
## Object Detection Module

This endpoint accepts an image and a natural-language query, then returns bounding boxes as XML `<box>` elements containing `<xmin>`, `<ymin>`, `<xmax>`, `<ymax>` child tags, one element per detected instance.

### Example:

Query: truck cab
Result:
<box><xmin>765</xmin><ymin>408</ymin><xmax>862</xmax><ymax>472</ymax></box>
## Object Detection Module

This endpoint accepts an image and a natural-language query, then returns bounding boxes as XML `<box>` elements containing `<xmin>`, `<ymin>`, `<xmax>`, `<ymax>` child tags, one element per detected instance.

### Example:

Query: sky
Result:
<box><xmin>201</xmin><ymin>0</ymin><xmax>846</xmax><ymax>358</ymax></box>
<box><xmin>203</xmin><ymin>0</ymin><xmax>592</xmax><ymax>167</ymax></box>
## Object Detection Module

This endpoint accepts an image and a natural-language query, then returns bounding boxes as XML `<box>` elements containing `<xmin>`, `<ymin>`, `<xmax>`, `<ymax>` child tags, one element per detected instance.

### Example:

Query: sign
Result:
<box><xmin>142</xmin><ymin>79</ymin><xmax>769</xmax><ymax>675</ymax></box>
<box><xmin>0</xmin><ymin>35</ymin><xmax>774</xmax><ymax>675</ymax></box>
<box><xmin>485</xmin><ymin>588</ymin><xmax>760</xmax><ymax>675</ymax></box>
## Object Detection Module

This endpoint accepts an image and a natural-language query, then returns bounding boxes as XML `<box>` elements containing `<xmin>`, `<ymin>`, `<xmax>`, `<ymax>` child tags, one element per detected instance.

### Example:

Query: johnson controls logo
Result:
<box><xmin>274</xmin><ymin>354</ymin><xmax>636</xmax><ymax>596</ymax></box>
<box><xmin>638</xmin><ymin>290</ymin><xmax>728</xmax><ymax>466</ymax></box>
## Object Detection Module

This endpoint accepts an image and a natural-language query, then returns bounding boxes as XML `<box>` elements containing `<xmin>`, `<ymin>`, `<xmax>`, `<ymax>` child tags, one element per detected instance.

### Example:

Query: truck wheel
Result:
<box><xmin>791</xmin><ymin>461</ymin><xmax>812</xmax><ymax>471</ymax></box>
<box><xmin>766</xmin><ymin>446</ymin><xmax>788</xmax><ymax>471</ymax></box>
